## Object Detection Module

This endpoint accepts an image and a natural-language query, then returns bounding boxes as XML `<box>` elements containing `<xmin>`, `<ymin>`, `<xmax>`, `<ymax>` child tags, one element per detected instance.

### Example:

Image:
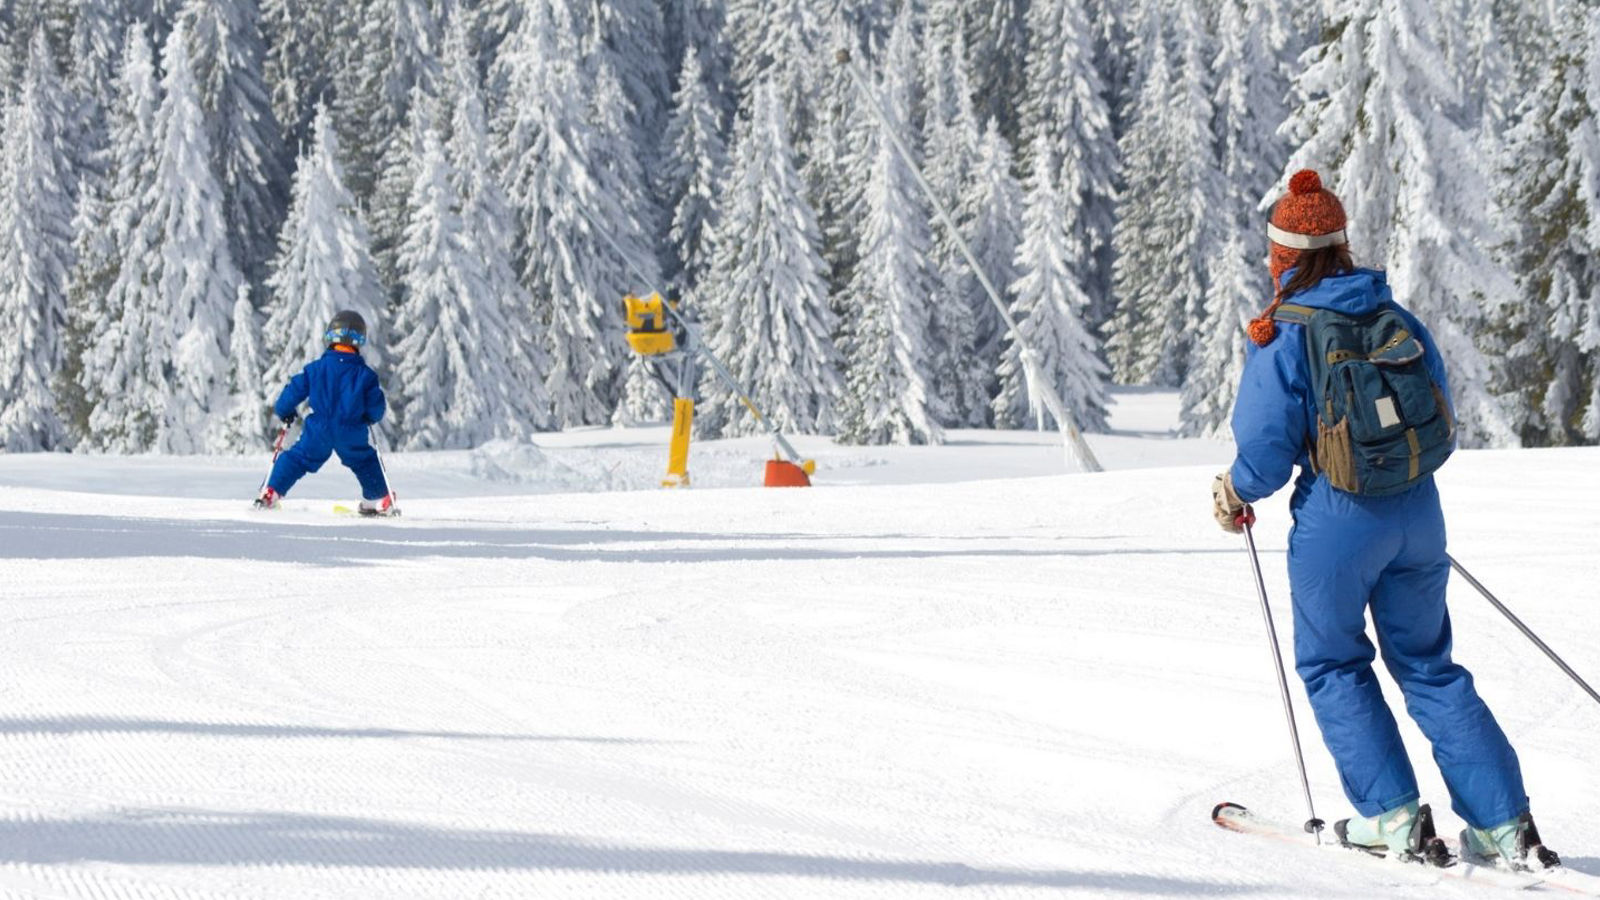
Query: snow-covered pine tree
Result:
<box><xmin>332</xmin><ymin>0</ymin><xmax>440</xmax><ymax>201</ymax></box>
<box><xmin>924</xmin><ymin>0</ymin><xmax>964</xmax><ymax>50</ymax></box>
<box><xmin>496</xmin><ymin>0</ymin><xmax>659</xmax><ymax>427</ymax></box>
<box><xmin>1180</xmin><ymin>0</ymin><xmax>1294</xmax><ymax>438</ymax></box>
<box><xmin>218</xmin><ymin>284</ymin><xmax>269</xmax><ymax>451</ymax></box>
<box><xmin>442</xmin><ymin>11</ymin><xmax>550</xmax><ymax>431</ymax></box>
<box><xmin>1283</xmin><ymin>0</ymin><xmax>1519</xmax><ymax>446</ymax></box>
<box><xmin>662</xmin><ymin>45</ymin><xmax>727</xmax><ymax>292</ymax></box>
<box><xmin>1493</xmin><ymin>2</ymin><xmax>1600</xmax><ymax>445</ymax></box>
<box><xmin>918</xmin><ymin>34</ymin><xmax>986</xmax><ymax>428</ymax></box>
<box><xmin>699</xmin><ymin>82</ymin><xmax>841</xmax><ymax>437</ymax></box>
<box><xmin>369</xmin><ymin>87</ymin><xmax>429</xmax><ymax>310</ymax></box>
<box><xmin>835</xmin><ymin>12</ymin><xmax>942</xmax><ymax>447</ymax></box>
<box><xmin>585</xmin><ymin>0</ymin><xmax>670</xmax><ymax>148</ymax></box>
<box><xmin>180</xmin><ymin>0</ymin><xmax>288</xmax><ymax>292</ymax></box>
<box><xmin>65</xmin><ymin>0</ymin><xmax>123</xmax><ymax>196</ymax></box>
<box><xmin>728</xmin><ymin>0</ymin><xmax>822</xmax><ymax>148</ymax></box>
<box><xmin>664</xmin><ymin>0</ymin><xmax>733</xmax><ymax>121</ymax></box>
<box><xmin>146</xmin><ymin>21</ymin><xmax>246</xmax><ymax>453</ymax></box>
<box><xmin>82</xmin><ymin>23</ymin><xmax>161</xmax><ymax>453</ymax></box>
<box><xmin>802</xmin><ymin>18</ymin><xmax>871</xmax><ymax>310</ymax></box>
<box><xmin>586</xmin><ymin>52</ymin><xmax>662</xmax><ymax>294</ymax></box>
<box><xmin>1105</xmin><ymin>10</ymin><xmax>1224</xmax><ymax>388</ymax></box>
<box><xmin>966</xmin><ymin>0</ymin><xmax>1027</xmax><ymax>141</ymax></box>
<box><xmin>0</xmin><ymin>33</ymin><xmax>76</xmax><ymax>451</ymax></box>
<box><xmin>1456</xmin><ymin>0</ymin><xmax>1514</xmax><ymax>131</ymax></box>
<box><xmin>956</xmin><ymin>120</ymin><xmax>1025</xmax><ymax>414</ymax></box>
<box><xmin>1583</xmin><ymin>6</ymin><xmax>1600</xmax><ymax>442</ymax></box>
<box><xmin>1019</xmin><ymin>0</ymin><xmax>1118</xmax><ymax>325</ymax></box>
<box><xmin>612</xmin><ymin>353</ymin><xmax>671</xmax><ymax>427</ymax></box>
<box><xmin>57</xmin><ymin>0</ymin><xmax>127</xmax><ymax>444</ymax></box>
<box><xmin>595</xmin><ymin>51</ymin><xmax>671</xmax><ymax>428</ymax></box>
<box><xmin>994</xmin><ymin>138</ymin><xmax>1110</xmax><ymax>433</ymax></box>
<box><xmin>263</xmin><ymin>104</ymin><xmax>387</xmax><ymax>395</ymax></box>
<box><xmin>262</xmin><ymin>0</ymin><xmax>339</xmax><ymax>147</ymax></box>
<box><xmin>9</xmin><ymin>0</ymin><xmax>72</xmax><ymax>73</ymax></box>
<box><xmin>393</xmin><ymin>126</ymin><xmax>533</xmax><ymax>448</ymax></box>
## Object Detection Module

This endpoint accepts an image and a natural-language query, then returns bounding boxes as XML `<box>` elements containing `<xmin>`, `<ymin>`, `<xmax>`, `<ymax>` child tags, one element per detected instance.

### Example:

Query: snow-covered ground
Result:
<box><xmin>1</xmin><ymin>391</ymin><xmax>1597</xmax><ymax>899</ymax></box>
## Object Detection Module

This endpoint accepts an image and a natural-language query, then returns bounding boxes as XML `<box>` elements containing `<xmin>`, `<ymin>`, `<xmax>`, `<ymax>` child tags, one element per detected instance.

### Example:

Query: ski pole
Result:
<box><xmin>256</xmin><ymin>421</ymin><xmax>290</xmax><ymax>497</ymax></box>
<box><xmin>370</xmin><ymin>426</ymin><xmax>398</xmax><ymax>509</ymax></box>
<box><xmin>1449</xmin><ymin>555</ymin><xmax>1600</xmax><ymax>709</ymax></box>
<box><xmin>1239</xmin><ymin>507</ymin><xmax>1326</xmax><ymax>843</ymax></box>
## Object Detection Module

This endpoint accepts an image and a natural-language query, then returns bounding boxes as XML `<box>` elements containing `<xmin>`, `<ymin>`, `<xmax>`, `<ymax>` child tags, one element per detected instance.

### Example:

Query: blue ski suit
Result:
<box><xmin>267</xmin><ymin>348</ymin><xmax>389</xmax><ymax>501</ymax></box>
<box><xmin>1228</xmin><ymin>268</ymin><xmax>1526</xmax><ymax>830</ymax></box>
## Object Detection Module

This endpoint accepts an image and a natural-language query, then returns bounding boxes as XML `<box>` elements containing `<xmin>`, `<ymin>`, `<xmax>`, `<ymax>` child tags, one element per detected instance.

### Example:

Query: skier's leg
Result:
<box><xmin>267</xmin><ymin>430</ymin><xmax>333</xmax><ymax>498</ymax></box>
<box><xmin>1289</xmin><ymin>485</ymin><xmax>1418</xmax><ymax>818</ymax></box>
<box><xmin>1369</xmin><ymin>485</ymin><xmax>1527</xmax><ymax>830</ymax></box>
<box><xmin>334</xmin><ymin>436</ymin><xmax>389</xmax><ymax>501</ymax></box>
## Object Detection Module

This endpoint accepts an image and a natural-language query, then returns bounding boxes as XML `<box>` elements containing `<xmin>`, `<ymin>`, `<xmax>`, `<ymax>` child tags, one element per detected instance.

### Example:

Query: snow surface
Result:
<box><xmin>1</xmin><ymin>391</ymin><xmax>1597</xmax><ymax>899</ymax></box>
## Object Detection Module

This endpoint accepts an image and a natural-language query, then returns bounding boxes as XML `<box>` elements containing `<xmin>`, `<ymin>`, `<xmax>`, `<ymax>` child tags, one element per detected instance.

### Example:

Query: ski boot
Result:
<box><xmin>253</xmin><ymin>486</ymin><xmax>280</xmax><ymax>510</ymax></box>
<box><xmin>1460</xmin><ymin>813</ymin><xmax>1560</xmax><ymax>871</ymax></box>
<box><xmin>1335</xmin><ymin>801</ymin><xmax>1452</xmax><ymax>867</ymax></box>
<box><xmin>358</xmin><ymin>493</ymin><xmax>399</xmax><ymax>518</ymax></box>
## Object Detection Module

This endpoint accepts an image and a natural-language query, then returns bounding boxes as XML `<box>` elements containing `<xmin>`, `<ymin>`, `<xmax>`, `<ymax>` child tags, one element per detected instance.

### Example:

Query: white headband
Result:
<box><xmin>1268</xmin><ymin>223</ymin><xmax>1347</xmax><ymax>250</ymax></box>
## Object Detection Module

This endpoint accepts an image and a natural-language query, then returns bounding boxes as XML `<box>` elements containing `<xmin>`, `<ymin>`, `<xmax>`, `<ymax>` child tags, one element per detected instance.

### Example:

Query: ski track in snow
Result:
<box><xmin>0</xmin><ymin>414</ymin><xmax>1597</xmax><ymax>897</ymax></box>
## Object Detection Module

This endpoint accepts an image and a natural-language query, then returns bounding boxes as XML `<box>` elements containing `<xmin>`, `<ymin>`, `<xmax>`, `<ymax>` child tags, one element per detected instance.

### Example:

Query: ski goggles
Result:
<box><xmin>324</xmin><ymin>326</ymin><xmax>367</xmax><ymax>347</ymax></box>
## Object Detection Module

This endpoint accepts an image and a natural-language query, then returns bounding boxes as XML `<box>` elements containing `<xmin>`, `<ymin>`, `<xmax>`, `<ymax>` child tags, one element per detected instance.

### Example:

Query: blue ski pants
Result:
<box><xmin>268</xmin><ymin>422</ymin><xmax>389</xmax><ymax>501</ymax></box>
<box><xmin>1287</xmin><ymin>477</ymin><xmax>1527</xmax><ymax>829</ymax></box>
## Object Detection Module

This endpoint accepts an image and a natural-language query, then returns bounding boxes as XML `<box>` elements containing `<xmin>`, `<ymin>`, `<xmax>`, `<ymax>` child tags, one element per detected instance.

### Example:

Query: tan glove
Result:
<box><xmin>1212</xmin><ymin>473</ymin><xmax>1248</xmax><ymax>534</ymax></box>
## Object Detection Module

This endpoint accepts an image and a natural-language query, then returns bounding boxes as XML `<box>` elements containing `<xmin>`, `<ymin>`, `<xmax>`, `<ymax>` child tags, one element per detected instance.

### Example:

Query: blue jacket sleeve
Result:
<box><xmin>1228</xmin><ymin>332</ymin><xmax>1311</xmax><ymax>504</ymax></box>
<box><xmin>364</xmin><ymin>371</ymin><xmax>386</xmax><ymax>425</ymax></box>
<box><xmin>274</xmin><ymin>369</ymin><xmax>310</xmax><ymax>420</ymax></box>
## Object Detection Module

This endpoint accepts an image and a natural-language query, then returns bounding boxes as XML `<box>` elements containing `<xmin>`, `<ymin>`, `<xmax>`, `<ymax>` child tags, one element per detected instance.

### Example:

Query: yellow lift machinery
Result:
<box><xmin>623</xmin><ymin>293</ymin><xmax>816</xmax><ymax>489</ymax></box>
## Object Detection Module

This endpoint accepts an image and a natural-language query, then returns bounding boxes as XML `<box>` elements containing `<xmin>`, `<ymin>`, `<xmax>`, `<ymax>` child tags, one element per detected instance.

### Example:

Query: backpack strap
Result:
<box><xmin>1270</xmin><ymin>303</ymin><xmax>1315</xmax><ymax>325</ymax></box>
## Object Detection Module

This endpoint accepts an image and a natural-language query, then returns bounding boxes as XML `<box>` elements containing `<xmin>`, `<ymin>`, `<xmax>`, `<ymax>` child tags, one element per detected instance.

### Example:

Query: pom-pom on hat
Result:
<box><xmin>1249</xmin><ymin>169</ymin><xmax>1350</xmax><ymax>346</ymax></box>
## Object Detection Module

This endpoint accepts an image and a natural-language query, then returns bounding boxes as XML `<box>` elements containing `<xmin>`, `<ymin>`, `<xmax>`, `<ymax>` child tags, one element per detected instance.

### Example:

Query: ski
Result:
<box><xmin>1212</xmin><ymin>802</ymin><xmax>1544</xmax><ymax>892</ymax></box>
<box><xmin>1532</xmin><ymin>867</ymin><xmax>1600</xmax><ymax>897</ymax></box>
<box><xmin>332</xmin><ymin>505</ymin><xmax>402</xmax><ymax>518</ymax></box>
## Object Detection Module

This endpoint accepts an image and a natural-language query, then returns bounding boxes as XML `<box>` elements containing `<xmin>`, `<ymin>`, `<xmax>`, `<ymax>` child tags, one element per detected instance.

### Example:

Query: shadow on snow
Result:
<box><xmin>0</xmin><ymin>511</ymin><xmax>1240</xmax><ymax>567</ymax></box>
<box><xmin>0</xmin><ymin>715</ymin><xmax>649</xmax><ymax>744</ymax></box>
<box><xmin>0</xmin><ymin>808</ymin><xmax>1259</xmax><ymax>893</ymax></box>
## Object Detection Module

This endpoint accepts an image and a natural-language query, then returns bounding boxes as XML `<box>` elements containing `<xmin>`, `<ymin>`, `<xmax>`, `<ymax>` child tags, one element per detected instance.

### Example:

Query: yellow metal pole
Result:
<box><xmin>663</xmin><ymin>398</ymin><xmax>695</xmax><ymax>488</ymax></box>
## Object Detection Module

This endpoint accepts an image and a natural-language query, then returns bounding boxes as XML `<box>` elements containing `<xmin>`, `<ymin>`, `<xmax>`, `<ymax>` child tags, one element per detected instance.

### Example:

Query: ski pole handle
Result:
<box><xmin>1234</xmin><ymin>504</ymin><xmax>1257</xmax><ymax>529</ymax></box>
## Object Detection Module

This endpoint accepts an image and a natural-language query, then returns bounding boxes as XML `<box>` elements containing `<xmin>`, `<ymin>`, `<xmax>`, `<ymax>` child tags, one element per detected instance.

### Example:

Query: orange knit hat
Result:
<box><xmin>1249</xmin><ymin>170</ymin><xmax>1349</xmax><ymax>345</ymax></box>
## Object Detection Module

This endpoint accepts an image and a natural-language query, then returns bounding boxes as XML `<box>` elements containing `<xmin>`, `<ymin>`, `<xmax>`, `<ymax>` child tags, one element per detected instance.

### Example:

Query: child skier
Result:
<box><xmin>254</xmin><ymin>310</ymin><xmax>396</xmax><ymax>516</ymax></box>
<box><xmin>1210</xmin><ymin>171</ymin><xmax>1558</xmax><ymax>871</ymax></box>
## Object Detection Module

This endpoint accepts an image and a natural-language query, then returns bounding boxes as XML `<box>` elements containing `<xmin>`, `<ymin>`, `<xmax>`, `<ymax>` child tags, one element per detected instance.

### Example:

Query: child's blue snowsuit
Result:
<box><xmin>268</xmin><ymin>348</ymin><xmax>389</xmax><ymax>501</ymax></box>
<box><xmin>1228</xmin><ymin>268</ymin><xmax>1526</xmax><ymax>830</ymax></box>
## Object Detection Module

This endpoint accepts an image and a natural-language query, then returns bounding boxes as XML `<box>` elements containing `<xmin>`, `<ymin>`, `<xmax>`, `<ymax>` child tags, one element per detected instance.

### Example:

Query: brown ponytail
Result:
<box><xmin>1248</xmin><ymin>244</ymin><xmax>1356</xmax><ymax>346</ymax></box>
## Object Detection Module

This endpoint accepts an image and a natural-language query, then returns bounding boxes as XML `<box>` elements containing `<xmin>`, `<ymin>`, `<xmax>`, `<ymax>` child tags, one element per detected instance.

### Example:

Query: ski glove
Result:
<box><xmin>281</xmin><ymin>410</ymin><xmax>298</xmax><ymax>427</ymax></box>
<box><xmin>1212</xmin><ymin>473</ymin><xmax>1246</xmax><ymax>534</ymax></box>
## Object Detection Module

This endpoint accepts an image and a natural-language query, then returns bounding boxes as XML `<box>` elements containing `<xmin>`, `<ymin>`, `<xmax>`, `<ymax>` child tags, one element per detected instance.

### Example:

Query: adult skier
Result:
<box><xmin>1210</xmin><ymin>171</ymin><xmax>1558</xmax><ymax>870</ymax></box>
<box><xmin>254</xmin><ymin>311</ymin><xmax>396</xmax><ymax>516</ymax></box>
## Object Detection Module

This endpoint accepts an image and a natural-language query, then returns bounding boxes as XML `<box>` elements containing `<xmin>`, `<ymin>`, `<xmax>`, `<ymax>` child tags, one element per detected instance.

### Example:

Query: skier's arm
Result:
<box><xmin>274</xmin><ymin>370</ymin><xmax>310</xmax><ymax>421</ymax></box>
<box><xmin>364</xmin><ymin>374</ymin><xmax>386</xmax><ymax>425</ymax></box>
<box><xmin>1228</xmin><ymin>335</ymin><xmax>1310</xmax><ymax>504</ymax></box>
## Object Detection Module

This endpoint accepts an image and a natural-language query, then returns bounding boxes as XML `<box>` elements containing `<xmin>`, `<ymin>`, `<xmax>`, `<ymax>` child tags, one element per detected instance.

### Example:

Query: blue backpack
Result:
<box><xmin>1271</xmin><ymin>302</ymin><xmax>1455</xmax><ymax>496</ymax></box>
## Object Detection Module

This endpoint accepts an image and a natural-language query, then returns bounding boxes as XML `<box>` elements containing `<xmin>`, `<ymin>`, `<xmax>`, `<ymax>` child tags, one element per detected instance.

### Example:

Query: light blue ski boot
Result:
<box><xmin>1334</xmin><ymin>801</ymin><xmax>1450</xmax><ymax>866</ymax></box>
<box><xmin>1460</xmin><ymin>813</ymin><xmax>1560</xmax><ymax>871</ymax></box>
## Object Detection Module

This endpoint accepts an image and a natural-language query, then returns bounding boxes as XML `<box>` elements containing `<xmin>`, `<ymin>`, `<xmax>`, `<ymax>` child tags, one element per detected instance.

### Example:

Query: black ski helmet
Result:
<box><xmin>324</xmin><ymin>310</ymin><xmax>368</xmax><ymax>347</ymax></box>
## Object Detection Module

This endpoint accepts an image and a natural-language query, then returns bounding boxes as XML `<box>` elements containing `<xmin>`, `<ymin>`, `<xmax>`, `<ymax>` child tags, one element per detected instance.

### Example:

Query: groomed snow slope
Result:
<box><xmin>0</xmin><ymin>424</ymin><xmax>1596</xmax><ymax>897</ymax></box>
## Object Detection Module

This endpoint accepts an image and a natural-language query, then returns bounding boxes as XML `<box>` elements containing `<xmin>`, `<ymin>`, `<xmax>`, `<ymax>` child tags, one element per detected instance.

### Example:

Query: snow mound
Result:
<box><xmin>466</xmin><ymin>440</ymin><xmax>617</xmax><ymax>492</ymax></box>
